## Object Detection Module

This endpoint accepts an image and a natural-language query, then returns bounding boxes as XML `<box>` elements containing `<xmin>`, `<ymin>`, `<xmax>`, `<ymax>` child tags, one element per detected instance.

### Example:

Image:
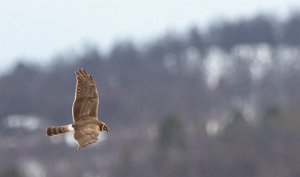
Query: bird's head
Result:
<box><xmin>100</xmin><ymin>122</ymin><xmax>108</xmax><ymax>132</ymax></box>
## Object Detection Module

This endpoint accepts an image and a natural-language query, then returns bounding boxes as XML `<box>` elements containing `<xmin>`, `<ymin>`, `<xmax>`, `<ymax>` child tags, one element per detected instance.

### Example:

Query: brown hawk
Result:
<box><xmin>46</xmin><ymin>68</ymin><xmax>108</xmax><ymax>149</ymax></box>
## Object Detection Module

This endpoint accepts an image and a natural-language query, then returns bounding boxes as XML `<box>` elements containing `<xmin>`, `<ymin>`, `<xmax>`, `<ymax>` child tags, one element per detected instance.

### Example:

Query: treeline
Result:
<box><xmin>195</xmin><ymin>12</ymin><xmax>300</xmax><ymax>50</ymax></box>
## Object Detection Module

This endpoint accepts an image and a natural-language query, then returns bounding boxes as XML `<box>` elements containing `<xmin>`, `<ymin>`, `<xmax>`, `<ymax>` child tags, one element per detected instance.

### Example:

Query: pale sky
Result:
<box><xmin>0</xmin><ymin>0</ymin><xmax>299</xmax><ymax>73</ymax></box>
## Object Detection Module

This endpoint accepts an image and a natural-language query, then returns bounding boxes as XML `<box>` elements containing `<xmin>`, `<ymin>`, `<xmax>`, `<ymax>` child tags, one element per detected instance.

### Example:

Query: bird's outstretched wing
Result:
<box><xmin>74</xmin><ymin>126</ymin><xmax>99</xmax><ymax>149</ymax></box>
<box><xmin>72</xmin><ymin>68</ymin><xmax>99</xmax><ymax>123</ymax></box>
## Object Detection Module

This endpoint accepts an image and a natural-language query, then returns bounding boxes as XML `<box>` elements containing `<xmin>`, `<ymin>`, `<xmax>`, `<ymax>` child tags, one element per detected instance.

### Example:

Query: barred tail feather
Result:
<box><xmin>46</xmin><ymin>125</ymin><xmax>73</xmax><ymax>136</ymax></box>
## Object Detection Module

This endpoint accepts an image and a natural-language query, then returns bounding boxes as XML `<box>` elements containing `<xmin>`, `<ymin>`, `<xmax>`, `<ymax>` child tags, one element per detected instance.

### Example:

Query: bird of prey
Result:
<box><xmin>46</xmin><ymin>68</ymin><xmax>108</xmax><ymax>149</ymax></box>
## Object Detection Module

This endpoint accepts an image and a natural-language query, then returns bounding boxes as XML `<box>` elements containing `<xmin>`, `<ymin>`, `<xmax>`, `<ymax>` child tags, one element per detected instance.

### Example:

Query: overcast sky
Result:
<box><xmin>0</xmin><ymin>0</ymin><xmax>299</xmax><ymax>73</ymax></box>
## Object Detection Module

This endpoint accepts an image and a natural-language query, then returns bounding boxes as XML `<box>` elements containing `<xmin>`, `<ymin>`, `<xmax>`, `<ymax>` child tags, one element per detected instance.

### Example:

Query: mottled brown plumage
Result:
<box><xmin>46</xmin><ymin>68</ymin><xmax>108</xmax><ymax>150</ymax></box>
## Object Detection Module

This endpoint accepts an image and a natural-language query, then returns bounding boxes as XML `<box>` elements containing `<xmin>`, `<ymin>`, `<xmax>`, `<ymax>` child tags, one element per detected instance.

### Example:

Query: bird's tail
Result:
<box><xmin>46</xmin><ymin>124</ymin><xmax>73</xmax><ymax>136</ymax></box>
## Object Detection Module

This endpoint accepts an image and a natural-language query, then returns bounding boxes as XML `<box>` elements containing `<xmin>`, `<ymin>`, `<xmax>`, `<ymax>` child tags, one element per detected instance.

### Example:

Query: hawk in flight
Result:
<box><xmin>46</xmin><ymin>68</ymin><xmax>108</xmax><ymax>149</ymax></box>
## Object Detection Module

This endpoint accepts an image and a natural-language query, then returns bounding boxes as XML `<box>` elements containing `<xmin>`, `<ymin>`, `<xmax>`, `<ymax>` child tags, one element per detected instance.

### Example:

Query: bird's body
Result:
<box><xmin>46</xmin><ymin>68</ymin><xmax>108</xmax><ymax>149</ymax></box>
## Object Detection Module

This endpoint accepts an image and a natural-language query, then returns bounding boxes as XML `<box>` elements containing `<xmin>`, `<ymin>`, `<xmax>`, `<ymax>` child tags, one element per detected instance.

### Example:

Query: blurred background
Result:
<box><xmin>1</xmin><ymin>0</ymin><xmax>300</xmax><ymax>177</ymax></box>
